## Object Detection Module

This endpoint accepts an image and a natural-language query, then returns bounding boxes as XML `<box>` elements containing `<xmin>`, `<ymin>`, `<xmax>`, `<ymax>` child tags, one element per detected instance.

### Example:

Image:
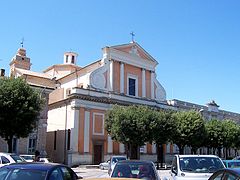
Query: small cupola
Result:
<box><xmin>206</xmin><ymin>100</ymin><xmax>219</xmax><ymax>112</ymax></box>
<box><xmin>64</xmin><ymin>52</ymin><xmax>78</xmax><ymax>65</ymax></box>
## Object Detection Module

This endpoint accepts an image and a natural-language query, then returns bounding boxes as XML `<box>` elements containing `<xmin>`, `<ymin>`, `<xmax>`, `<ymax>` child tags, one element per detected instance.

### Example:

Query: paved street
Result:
<box><xmin>72</xmin><ymin>167</ymin><xmax>171</xmax><ymax>179</ymax></box>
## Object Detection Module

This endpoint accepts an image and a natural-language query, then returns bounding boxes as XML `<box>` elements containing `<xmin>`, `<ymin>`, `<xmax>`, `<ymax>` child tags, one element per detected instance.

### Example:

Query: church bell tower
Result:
<box><xmin>9</xmin><ymin>46</ymin><xmax>31</xmax><ymax>76</ymax></box>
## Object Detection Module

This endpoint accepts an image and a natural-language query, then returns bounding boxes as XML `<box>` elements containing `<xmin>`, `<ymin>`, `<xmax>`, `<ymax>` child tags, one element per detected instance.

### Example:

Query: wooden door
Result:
<box><xmin>93</xmin><ymin>145</ymin><xmax>102</xmax><ymax>164</ymax></box>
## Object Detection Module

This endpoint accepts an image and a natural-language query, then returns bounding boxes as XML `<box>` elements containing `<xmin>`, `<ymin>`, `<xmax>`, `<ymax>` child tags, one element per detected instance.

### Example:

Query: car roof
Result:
<box><xmin>1</xmin><ymin>162</ymin><xmax>65</xmax><ymax>171</ymax></box>
<box><xmin>0</xmin><ymin>152</ymin><xmax>17</xmax><ymax>155</ymax></box>
<box><xmin>111</xmin><ymin>156</ymin><xmax>126</xmax><ymax>158</ymax></box>
<box><xmin>177</xmin><ymin>154</ymin><xmax>220</xmax><ymax>158</ymax></box>
<box><xmin>116</xmin><ymin>160</ymin><xmax>154</xmax><ymax>164</ymax></box>
<box><xmin>223</xmin><ymin>160</ymin><xmax>240</xmax><ymax>162</ymax></box>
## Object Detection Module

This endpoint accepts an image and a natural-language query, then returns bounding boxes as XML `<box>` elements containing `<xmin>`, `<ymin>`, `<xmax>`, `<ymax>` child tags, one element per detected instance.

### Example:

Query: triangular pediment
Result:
<box><xmin>110</xmin><ymin>42</ymin><xmax>158</xmax><ymax>65</ymax></box>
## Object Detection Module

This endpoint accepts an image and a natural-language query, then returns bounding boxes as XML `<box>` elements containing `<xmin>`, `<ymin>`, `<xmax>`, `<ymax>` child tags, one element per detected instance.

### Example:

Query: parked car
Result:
<box><xmin>20</xmin><ymin>154</ymin><xmax>52</xmax><ymax>163</ymax></box>
<box><xmin>19</xmin><ymin>154</ymin><xmax>34</xmax><ymax>162</ymax></box>
<box><xmin>208</xmin><ymin>168</ymin><xmax>240</xmax><ymax>180</ymax></box>
<box><xmin>223</xmin><ymin>160</ymin><xmax>240</xmax><ymax>168</ymax></box>
<box><xmin>233</xmin><ymin>156</ymin><xmax>240</xmax><ymax>160</ymax></box>
<box><xmin>108</xmin><ymin>155</ymin><xmax>127</xmax><ymax>175</ymax></box>
<box><xmin>110</xmin><ymin>160</ymin><xmax>161</xmax><ymax>180</ymax></box>
<box><xmin>99</xmin><ymin>159</ymin><xmax>110</xmax><ymax>170</ymax></box>
<box><xmin>0</xmin><ymin>152</ymin><xmax>26</xmax><ymax>167</ymax></box>
<box><xmin>170</xmin><ymin>154</ymin><xmax>225</xmax><ymax>180</ymax></box>
<box><xmin>39</xmin><ymin>157</ymin><xmax>52</xmax><ymax>163</ymax></box>
<box><xmin>0</xmin><ymin>162</ymin><xmax>82</xmax><ymax>179</ymax></box>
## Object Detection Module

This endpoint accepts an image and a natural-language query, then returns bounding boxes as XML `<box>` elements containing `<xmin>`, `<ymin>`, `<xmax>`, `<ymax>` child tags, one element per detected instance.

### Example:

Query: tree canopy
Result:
<box><xmin>172</xmin><ymin>110</ymin><xmax>206</xmax><ymax>154</ymax></box>
<box><xmin>0</xmin><ymin>77</ymin><xmax>43</xmax><ymax>152</ymax></box>
<box><xmin>105</xmin><ymin>105</ymin><xmax>155</xmax><ymax>159</ymax></box>
<box><xmin>205</xmin><ymin>119</ymin><xmax>224</xmax><ymax>151</ymax></box>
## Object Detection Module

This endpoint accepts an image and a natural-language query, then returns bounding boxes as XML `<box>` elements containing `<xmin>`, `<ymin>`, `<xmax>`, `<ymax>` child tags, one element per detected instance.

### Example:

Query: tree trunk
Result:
<box><xmin>7</xmin><ymin>137</ymin><xmax>13</xmax><ymax>153</ymax></box>
<box><xmin>191</xmin><ymin>147</ymin><xmax>197</xmax><ymax>155</ymax></box>
<box><xmin>217</xmin><ymin>147</ymin><xmax>221</xmax><ymax>158</ymax></box>
<box><xmin>159</xmin><ymin>144</ymin><xmax>164</xmax><ymax>168</ymax></box>
<box><xmin>177</xmin><ymin>144</ymin><xmax>185</xmax><ymax>155</ymax></box>
<box><xmin>225</xmin><ymin>148</ymin><xmax>228</xmax><ymax>160</ymax></box>
<box><xmin>129</xmin><ymin>144</ymin><xmax>139</xmax><ymax>160</ymax></box>
<box><xmin>156</xmin><ymin>143</ymin><xmax>164</xmax><ymax>170</ymax></box>
<box><xmin>156</xmin><ymin>144</ymin><xmax>160</xmax><ymax>170</ymax></box>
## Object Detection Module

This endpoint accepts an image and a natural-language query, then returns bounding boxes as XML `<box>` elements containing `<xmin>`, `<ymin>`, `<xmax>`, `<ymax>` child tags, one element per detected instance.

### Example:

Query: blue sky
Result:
<box><xmin>0</xmin><ymin>1</ymin><xmax>239</xmax><ymax>113</ymax></box>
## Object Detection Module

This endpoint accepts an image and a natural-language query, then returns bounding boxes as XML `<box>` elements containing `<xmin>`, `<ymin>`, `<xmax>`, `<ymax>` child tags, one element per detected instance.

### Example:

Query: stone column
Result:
<box><xmin>107</xmin><ymin>135</ymin><xmax>113</xmax><ymax>154</ymax></box>
<box><xmin>151</xmin><ymin>71</ymin><xmax>155</xmax><ymax>99</ymax></box>
<box><xmin>142</xmin><ymin>68</ymin><xmax>146</xmax><ymax>98</ymax></box>
<box><xmin>120</xmin><ymin>62</ymin><xmax>124</xmax><ymax>94</ymax></box>
<box><xmin>109</xmin><ymin>60</ymin><xmax>114</xmax><ymax>91</ymax></box>
<box><xmin>84</xmin><ymin>111</ymin><xmax>90</xmax><ymax>153</ymax></box>
<box><xmin>152</xmin><ymin>144</ymin><xmax>156</xmax><ymax>154</ymax></box>
<box><xmin>120</xmin><ymin>143</ymin><xmax>125</xmax><ymax>154</ymax></box>
<box><xmin>71</xmin><ymin>107</ymin><xmax>79</xmax><ymax>152</ymax></box>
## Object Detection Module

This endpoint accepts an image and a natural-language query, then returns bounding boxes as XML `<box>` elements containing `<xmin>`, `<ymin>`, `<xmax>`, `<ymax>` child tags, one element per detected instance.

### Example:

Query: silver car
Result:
<box><xmin>99</xmin><ymin>159</ymin><xmax>110</xmax><ymax>170</ymax></box>
<box><xmin>108</xmin><ymin>155</ymin><xmax>127</xmax><ymax>175</ymax></box>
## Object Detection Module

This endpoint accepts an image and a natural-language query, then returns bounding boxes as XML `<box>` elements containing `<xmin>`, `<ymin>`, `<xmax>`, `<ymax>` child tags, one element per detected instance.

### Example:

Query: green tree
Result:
<box><xmin>205</xmin><ymin>119</ymin><xmax>224</xmax><ymax>157</ymax></box>
<box><xmin>233</xmin><ymin>127</ymin><xmax>240</xmax><ymax>157</ymax></box>
<box><xmin>0</xmin><ymin>77</ymin><xmax>43</xmax><ymax>152</ymax></box>
<box><xmin>151</xmin><ymin>109</ymin><xmax>176</xmax><ymax>169</ymax></box>
<box><xmin>222</xmin><ymin>120</ymin><xmax>239</xmax><ymax>159</ymax></box>
<box><xmin>172</xmin><ymin>110</ymin><xmax>206</xmax><ymax>154</ymax></box>
<box><xmin>105</xmin><ymin>105</ymin><xmax>154</xmax><ymax>159</ymax></box>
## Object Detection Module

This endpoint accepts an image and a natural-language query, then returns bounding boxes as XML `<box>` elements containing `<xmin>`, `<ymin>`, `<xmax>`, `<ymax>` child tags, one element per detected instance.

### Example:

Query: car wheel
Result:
<box><xmin>100</xmin><ymin>165</ymin><xmax>103</xmax><ymax>170</ymax></box>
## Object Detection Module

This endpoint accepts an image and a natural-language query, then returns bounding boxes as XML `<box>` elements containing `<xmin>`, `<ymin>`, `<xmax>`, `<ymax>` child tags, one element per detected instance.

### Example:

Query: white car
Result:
<box><xmin>19</xmin><ymin>154</ymin><xmax>34</xmax><ymax>162</ymax></box>
<box><xmin>20</xmin><ymin>154</ymin><xmax>52</xmax><ymax>163</ymax></box>
<box><xmin>0</xmin><ymin>152</ymin><xmax>25</xmax><ymax>167</ymax></box>
<box><xmin>170</xmin><ymin>154</ymin><xmax>225</xmax><ymax>180</ymax></box>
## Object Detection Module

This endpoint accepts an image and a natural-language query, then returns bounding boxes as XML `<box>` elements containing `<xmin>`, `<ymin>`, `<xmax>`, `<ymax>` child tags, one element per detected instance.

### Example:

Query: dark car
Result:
<box><xmin>110</xmin><ymin>160</ymin><xmax>160</xmax><ymax>180</ymax></box>
<box><xmin>223</xmin><ymin>160</ymin><xmax>240</xmax><ymax>168</ymax></box>
<box><xmin>0</xmin><ymin>162</ymin><xmax>82</xmax><ymax>180</ymax></box>
<box><xmin>208</xmin><ymin>168</ymin><xmax>240</xmax><ymax>180</ymax></box>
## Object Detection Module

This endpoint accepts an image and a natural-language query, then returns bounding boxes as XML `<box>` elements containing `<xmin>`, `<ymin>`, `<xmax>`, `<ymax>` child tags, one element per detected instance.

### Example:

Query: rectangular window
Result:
<box><xmin>71</xmin><ymin>56</ymin><xmax>75</xmax><ymax>63</ymax></box>
<box><xmin>66</xmin><ymin>55</ymin><xmax>69</xmax><ymax>63</ymax></box>
<box><xmin>129</xmin><ymin>78</ymin><xmax>136</xmax><ymax>96</ymax></box>
<box><xmin>54</xmin><ymin>131</ymin><xmax>57</xmax><ymax>150</ymax></box>
<box><xmin>28</xmin><ymin>138</ymin><xmax>36</xmax><ymax>153</ymax></box>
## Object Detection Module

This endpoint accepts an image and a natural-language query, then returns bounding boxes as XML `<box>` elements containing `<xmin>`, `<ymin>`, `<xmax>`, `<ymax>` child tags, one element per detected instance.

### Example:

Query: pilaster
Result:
<box><xmin>120</xmin><ymin>62</ymin><xmax>124</xmax><ymax>94</ymax></box>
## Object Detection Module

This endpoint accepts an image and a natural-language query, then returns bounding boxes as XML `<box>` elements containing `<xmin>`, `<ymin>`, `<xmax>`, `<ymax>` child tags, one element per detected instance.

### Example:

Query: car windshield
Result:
<box><xmin>112</xmin><ymin>162</ymin><xmax>157</xmax><ymax>180</ymax></box>
<box><xmin>112</xmin><ymin>157</ymin><xmax>126</xmax><ymax>163</ymax></box>
<box><xmin>179</xmin><ymin>157</ymin><xmax>224</xmax><ymax>173</ymax></box>
<box><xmin>0</xmin><ymin>168</ymin><xmax>47</xmax><ymax>180</ymax></box>
<box><xmin>10</xmin><ymin>155</ymin><xmax>26</xmax><ymax>163</ymax></box>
